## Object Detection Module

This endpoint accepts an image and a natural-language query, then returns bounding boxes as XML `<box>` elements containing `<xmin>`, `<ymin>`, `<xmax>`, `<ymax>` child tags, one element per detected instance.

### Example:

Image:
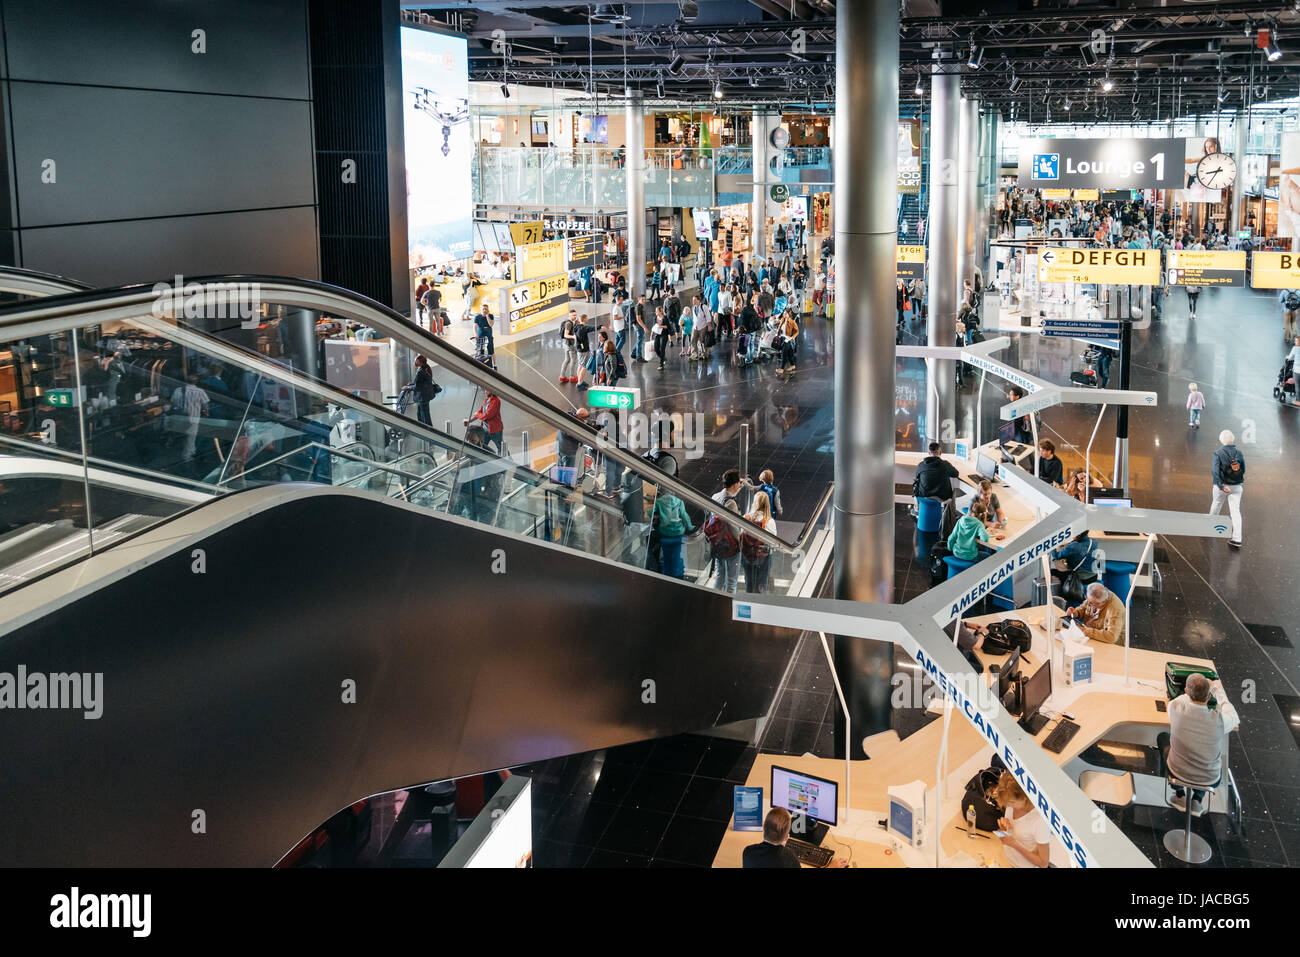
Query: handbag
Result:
<box><xmin>981</xmin><ymin>619</ymin><xmax>1032</xmax><ymax>655</ymax></box>
<box><xmin>960</xmin><ymin>768</ymin><xmax>1003</xmax><ymax>832</ymax></box>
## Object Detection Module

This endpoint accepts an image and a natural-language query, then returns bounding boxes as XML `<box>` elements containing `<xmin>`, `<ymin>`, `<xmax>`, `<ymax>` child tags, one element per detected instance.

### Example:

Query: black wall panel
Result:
<box><xmin>1</xmin><ymin>0</ymin><xmax>310</xmax><ymax>99</ymax></box>
<box><xmin>8</xmin><ymin>83</ymin><xmax>316</xmax><ymax>227</ymax></box>
<box><xmin>0</xmin><ymin>0</ymin><xmax>319</xmax><ymax>285</ymax></box>
<box><xmin>0</xmin><ymin>492</ymin><xmax>798</xmax><ymax>864</ymax></box>
<box><xmin>19</xmin><ymin>207</ymin><xmax>319</xmax><ymax>287</ymax></box>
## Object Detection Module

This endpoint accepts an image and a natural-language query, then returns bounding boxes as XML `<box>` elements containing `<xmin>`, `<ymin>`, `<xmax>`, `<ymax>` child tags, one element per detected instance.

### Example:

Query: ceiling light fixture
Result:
<box><xmin>915</xmin><ymin>70</ymin><xmax>925</xmax><ymax>95</ymax></box>
<box><xmin>713</xmin><ymin>79</ymin><xmax>724</xmax><ymax>99</ymax></box>
<box><xmin>667</xmin><ymin>52</ymin><xmax>684</xmax><ymax>75</ymax></box>
<box><xmin>1102</xmin><ymin>74</ymin><xmax>1114</xmax><ymax>92</ymax></box>
<box><xmin>1080</xmin><ymin>43</ymin><xmax>1098</xmax><ymax>68</ymax></box>
<box><xmin>1008</xmin><ymin>72</ymin><xmax>1022</xmax><ymax>93</ymax></box>
<box><xmin>1265</xmin><ymin>29</ymin><xmax>1283</xmax><ymax>62</ymax></box>
<box><xmin>500</xmin><ymin>82</ymin><xmax>511</xmax><ymax>99</ymax></box>
<box><xmin>967</xmin><ymin>44</ymin><xmax>984</xmax><ymax>70</ymax></box>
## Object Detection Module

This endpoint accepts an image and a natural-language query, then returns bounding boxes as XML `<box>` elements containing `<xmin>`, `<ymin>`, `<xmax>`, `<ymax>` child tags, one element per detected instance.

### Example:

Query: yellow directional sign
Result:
<box><xmin>1037</xmin><ymin>246</ymin><xmax>1160</xmax><ymax>285</ymax></box>
<box><xmin>1251</xmin><ymin>252</ymin><xmax>1300</xmax><ymax>289</ymax></box>
<box><xmin>1166</xmin><ymin>250</ymin><xmax>1246</xmax><ymax>287</ymax></box>
<box><xmin>1041</xmin><ymin>188</ymin><xmax>1071</xmax><ymax>200</ymax></box>
<box><xmin>896</xmin><ymin>245</ymin><xmax>925</xmax><ymax>279</ymax></box>
<box><xmin>508</xmin><ymin>221</ymin><xmax>544</xmax><ymax>248</ymax></box>
<box><xmin>503</xmin><ymin>272</ymin><xmax>570</xmax><ymax>334</ymax></box>
<box><xmin>514</xmin><ymin>239</ymin><xmax>565</xmax><ymax>282</ymax></box>
<box><xmin>1073</xmin><ymin>189</ymin><xmax>1100</xmax><ymax>201</ymax></box>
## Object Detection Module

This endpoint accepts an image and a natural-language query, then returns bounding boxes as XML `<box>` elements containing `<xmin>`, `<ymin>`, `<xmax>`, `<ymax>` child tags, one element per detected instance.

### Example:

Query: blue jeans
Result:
<box><xmin>614</xmin><ymin>329</ymin><xmax>626</xmax><ymax>354</ymax></box>
<box><xmin>716</xmin><ymin>554</ymin><xmax>740</xmax><ymax>593</ymax></box>
<box><xmin>634</xmin><ymin>325</ymin><xmax>645</xmax><ymax>357</ymax></box>
<box><xmin>1189</xmin><ymin>407</ymin><xmax>1201</xmax><ymax>426</ymax></box>
<box><xmin>659</xmin><ymin>535</ymin><xmax>685</xmax><ymax>578</ymax></box>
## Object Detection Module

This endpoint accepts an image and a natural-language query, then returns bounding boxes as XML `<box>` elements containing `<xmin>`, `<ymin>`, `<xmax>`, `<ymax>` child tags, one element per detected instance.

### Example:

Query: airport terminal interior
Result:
<box><xmin>3</xmin><ymin>0</ymin><xmax>1300</xmax><ymax>880</ymax></box>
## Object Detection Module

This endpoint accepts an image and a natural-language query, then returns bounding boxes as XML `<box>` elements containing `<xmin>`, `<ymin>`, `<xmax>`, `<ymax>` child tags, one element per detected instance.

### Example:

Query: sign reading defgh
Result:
<box><xmin>1038</xmin><ymin>246</ymin><xmax>1160</xmax><ymax>285</ymax></box>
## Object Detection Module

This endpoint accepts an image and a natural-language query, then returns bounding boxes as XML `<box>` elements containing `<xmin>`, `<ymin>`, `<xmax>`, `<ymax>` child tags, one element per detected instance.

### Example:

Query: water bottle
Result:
<box><xmin>966</xmin><ymin>804</ymin><xmax>977</xmax><ymax>838</ymax></box>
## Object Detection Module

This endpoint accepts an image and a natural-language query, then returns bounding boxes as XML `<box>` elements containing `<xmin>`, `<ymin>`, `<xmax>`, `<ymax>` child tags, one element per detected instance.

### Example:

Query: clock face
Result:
<box><xmin>770</xmin><ymin>126</ymin><xmax>790</xmax><ymax>149</ymax></box>
<box><xmin>1196</xmin><ymin>152</ymin><xmax>1237</xmax><ymax>190</ymax></box>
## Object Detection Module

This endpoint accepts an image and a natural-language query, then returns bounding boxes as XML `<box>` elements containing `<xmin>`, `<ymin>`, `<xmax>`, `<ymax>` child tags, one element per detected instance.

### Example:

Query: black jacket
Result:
<box><xmin>1212</xmin><ymin>445</ymin><xmax>1245</xmax><ymax>486</ymax></box>
<box><xmin>1037</xmin><ymin>455</ymin><xmax>1064</xmax><ymax>487</ymax></box>
<box><xmin>914</xmin><ymin>455</ymin><xmax>959</xmax><ymax>501</ymax></box>
<box><xmin>742</xmin><ymin>841</ymin><xmax>800</xmax><ymax>869</ymax></box>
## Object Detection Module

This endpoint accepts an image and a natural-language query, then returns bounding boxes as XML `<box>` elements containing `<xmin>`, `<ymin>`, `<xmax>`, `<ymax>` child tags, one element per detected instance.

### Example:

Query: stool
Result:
<box><xmin>916</xmin><ymin>496</ymin><xmax>943</xmax><ymax>533</ymax></box>
<box><xmin>1162</xmin><ymin>772</ymin><xmax>1218</xmax><ymax>864</ymax></box>
<box><xmin>861</xmin><ymin>730</ymin><xmax>901</xmax><ymax>758</ymax></box>
<box><xmin>1080</xmin><ymin>770</ymin><xmax>1134</xmax><ymax>808</ymax></box>
<box><xmin>1101</xmin><ymin>560</ymin><xmax>1138</xmax><ymax>600</ymax></box>
<box><xmin>943</xmin><ymin>554</ymin><xmax>976</xmax><ymax>580</ymax></box>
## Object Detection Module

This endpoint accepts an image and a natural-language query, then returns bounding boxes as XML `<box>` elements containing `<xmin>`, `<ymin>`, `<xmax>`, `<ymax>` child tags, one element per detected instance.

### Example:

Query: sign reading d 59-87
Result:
<box><xmin>1037</xmin><ymin>247</ymin><xmax>1160</xmax><ymax>285</ymax></box>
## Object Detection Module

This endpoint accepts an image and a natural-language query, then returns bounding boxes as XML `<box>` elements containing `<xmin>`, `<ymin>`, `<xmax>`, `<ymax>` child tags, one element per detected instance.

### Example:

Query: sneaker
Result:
<box><xmin>1229</xmin><ymin>540</ymin><xmax>1242</xmax><ymax>549</ymax></box>
<box><xmin>1170</xmin><ymin>793</ymin><xmax>1187</xmax><ymax>813</ymax></box>
<box><xmin>1190</xmin><ymin>798</ymin><xmax>1205</xmax><ymax>816</ymax></box>
<box><xmin>577</xmin><ymin>382</ymin><xmax>589</xmax><ymax>391</ymax></box>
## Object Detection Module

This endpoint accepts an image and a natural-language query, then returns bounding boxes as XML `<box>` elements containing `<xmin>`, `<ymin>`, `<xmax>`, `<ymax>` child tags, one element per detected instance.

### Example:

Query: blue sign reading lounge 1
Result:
<box><xmin>1019</xmin><ymin>137</ymin><xmax>1185</xmax><ymax>190</ymax></box>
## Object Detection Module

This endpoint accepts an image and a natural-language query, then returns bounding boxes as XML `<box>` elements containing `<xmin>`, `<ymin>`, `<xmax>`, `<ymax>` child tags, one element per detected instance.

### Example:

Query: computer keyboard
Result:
<box><xmin>787</xmin><ymin>838</ymin><xmax>835</xmax><ymax>868</ymax></box>
<box><xmin>1042</xmin><ymin>718</ymin><xmax>1081</xmax><ymax>754</ymax></box>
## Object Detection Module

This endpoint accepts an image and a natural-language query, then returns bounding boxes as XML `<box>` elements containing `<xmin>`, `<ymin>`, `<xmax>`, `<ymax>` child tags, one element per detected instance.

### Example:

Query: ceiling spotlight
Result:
<box><xmin>1132</xmin><ymin>39</ymin><xmax>1156</xmax><ymax>54</ymax></box>
<box><xmin>967</xmin><ymin>44</ymin><xmax>984</xmax><ymax>70</ymax></box>
<box><xmin>656</xmin><ymin>75</ymin><xmax>664</xmax><ymax>98</ymax></box>
<box><xmin>748</xmin><ymin>75</ymin><xmax>759</xmax><ymax>88</ymax></box>
<box><xmin>1080</xmin><ymin>43</ymin><xmax>1098</xmax><ymax>68</ymax></box>
<box><xmin>589</xmin><ymin>4</ymin><xmax>630</xmax><ymax>23</ymax></box>
<box><xmin>825</xmin><ymin>82</ymin><xmax>834</xmax><ymax>100</ymax></box>
<box><xmin>713</xmin><ymin>79</ymin><xmax>724</xmax><ymax>99</ymax></box>
<box><xmin>1102</xmin><ymin>75</ymin><xmax>1114</xmax><ymax>92</ymax></box>
<box><xmin>1063</xmin><ymin>97</ymin><xmax>1071</xmax><ymax>110</ymax></box>
<box><xmin>914</xmin><ymin>71</ymin><xmax>925</xmax><ymax>95</ymax></box>
<box><xmin>1206</xmin><ymin>38</ymin><xmax>1221</xmax><ymax>54</ymax></box>
<box><xmin>1265</xmin><ymin>29</ymin><xmax>1283</xmax><ymax>62</ymax></box>
<box><xmin>667</xmin><ymin>52</ymin><xmax>684</xmax><ymax>75</ymax></box>
<box><xmin>1008</xmin><ymin>72</ymin><xmax>1022</xmax><ymax>93</ymax></box>
<box><xmin>500</xmin><ymin>83</ymin><xmax>511</xmax><ymax>99</ymax></box>
<box><xmin>1217</xmin><ymin>88</ymin><xmax>1226</xmax><ymax>103</ymax></box>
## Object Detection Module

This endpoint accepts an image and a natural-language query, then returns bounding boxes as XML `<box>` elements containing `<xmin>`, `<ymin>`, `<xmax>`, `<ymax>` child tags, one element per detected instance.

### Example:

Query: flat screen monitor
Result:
<box><xmin>1021</xmin><ymin>659</ymin><xmax>1052</xmax><ymax>724</ymax></box>
<box><xmin>1092</xmin><ymin>497</ymin><xmax>1132</xmax><ymax>508</ymax></box>
<box><xmin>998</xmin><ymin>421</ymin><xmax>1017</xmax><ymax>446</ymax></box>
<box><xmin>976</xmin><ymin>452</ymin><xmax>999</xmax><ymax>481</ymax></box>
<box><xmin>997</xmin><ymin>645</ymin><xmax>1021</xmax><ymax>701</ymax></box>
<box><xmin>1090</xmin><ymin>487</ymin><xmax>1128</xmax><ymax>500</ymax></box>
<box><xmin>770</xmin><ymin>765</ymin><xmax>838</xmax><ymax>827</ymax></box>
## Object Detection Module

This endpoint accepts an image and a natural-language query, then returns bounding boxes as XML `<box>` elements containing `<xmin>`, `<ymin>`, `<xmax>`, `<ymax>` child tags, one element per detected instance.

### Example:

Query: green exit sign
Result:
<box><xmin>46</xmin><ymin>389</ymin><xmax>75</xmax><ymax>408</ymax></box>
<box><xmin>587</xmin><ymin>387</ymin><xmax>640</xmax><ymax>410</ymax></box>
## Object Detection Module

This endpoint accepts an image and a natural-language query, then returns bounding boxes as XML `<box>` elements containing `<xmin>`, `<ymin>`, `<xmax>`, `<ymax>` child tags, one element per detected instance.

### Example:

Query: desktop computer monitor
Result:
<box><xmin>1018</xmin><ymin>659</ymin><xmax>1053</xmax><ymax>734</ymax></box>
<box><xmin>976</xmin><ymin>452</ymin><xmax>999</xmax><ymax>481</ymax></box>
<box><xmin>771</xmin><ymin>765</ymin><xmax>838</xmax><ymax>846</ymax></box>
<box><xmin>998</xmin><ymin>421</ymin><xmax>1017</xmax><ymax>447</ymax></box>
<box><xmin>1090</xmin><ymin>487</ymin><xmax>1128</xmax><ymax>501</ymax></box>
<box><xmin>997</xmin><ymin>645</ymin><xmax>1021</xmax><ymax>701</ymax></box>
<box><xmin>1092</xmin><ymin>497</ymin><xmax>1132</xmax><ymax>508</ymax></box>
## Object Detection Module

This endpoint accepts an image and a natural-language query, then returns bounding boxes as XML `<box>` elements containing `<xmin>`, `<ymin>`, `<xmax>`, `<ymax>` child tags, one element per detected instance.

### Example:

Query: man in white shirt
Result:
<box><xmin>609</xmin><ymin>293</ymin><xmax>627</xmax><ymax>355</ymax></box>
<box><xmin>1162</xmin><ymin>674</ymin><xmax>1239</xmax><ymax>814</ymax></box>
<box><xmin>172</xmin><ymin>374</ymin><xmax>210</xmax><ymax>462</ymax></box>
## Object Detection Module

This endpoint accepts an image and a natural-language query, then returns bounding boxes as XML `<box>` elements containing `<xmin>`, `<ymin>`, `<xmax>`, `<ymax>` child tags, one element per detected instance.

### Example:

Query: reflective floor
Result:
<box><xmin>500</xmin><ymin>282</ymin><xmax>1299</xmax><ymax>867</ymax></box>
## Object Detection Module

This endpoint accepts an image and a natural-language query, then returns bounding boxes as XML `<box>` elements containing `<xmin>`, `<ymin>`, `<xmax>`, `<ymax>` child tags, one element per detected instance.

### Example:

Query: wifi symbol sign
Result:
<box><xmin>1213</xmin><ymin>524</ymin><xmax>1229</xmax><ymax>534</ymax></box>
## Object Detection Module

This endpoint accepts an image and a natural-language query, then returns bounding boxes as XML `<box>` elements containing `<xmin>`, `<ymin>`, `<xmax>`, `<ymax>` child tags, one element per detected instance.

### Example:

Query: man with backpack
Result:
<box><xmin>1281</xmin><ymin>289</ymin><xmax>1300</xmax><ymax>341</ymax></box>
<box><xmin>558</xmin><ymin>309</ymin><xmax>579</xmax><ymax>384</ymax></box>
<box><xmin>705</xmin><ymin>499</ymin><xmax>743</xmax><ymax>593</ymax></box>
<box><xmin>572</xmin><ymin>313</ymin><xmax>593</xmax><ymax>390</ymax></box>
<box><xmin>1210</xmin><ymin>430</ymin><xmax>1245</xmax><ymax>548</ymax></box>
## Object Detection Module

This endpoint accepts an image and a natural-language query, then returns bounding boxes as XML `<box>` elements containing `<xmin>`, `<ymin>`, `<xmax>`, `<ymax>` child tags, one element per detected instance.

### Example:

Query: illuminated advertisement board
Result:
<box><xmin>401</xmin><ymin>26</ymin><xmax>472</xmax><ymax>267</ymax></box>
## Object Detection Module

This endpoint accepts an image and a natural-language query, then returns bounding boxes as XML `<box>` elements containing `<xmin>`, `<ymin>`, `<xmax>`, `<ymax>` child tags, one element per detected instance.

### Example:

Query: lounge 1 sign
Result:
<box><xmin>1018</xmin><ymin>137</ymin><xmax>1185</xmax><ymax>190</ymax></box>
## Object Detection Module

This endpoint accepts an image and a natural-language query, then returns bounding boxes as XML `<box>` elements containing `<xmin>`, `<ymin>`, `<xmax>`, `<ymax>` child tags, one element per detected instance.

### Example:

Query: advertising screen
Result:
<box><xmin>579</xmin><ymin>114</ymin><xmax>609</xmax><ymax>144</ymax></box>
<box><xmin>401</xmin><ymin>26</ymin><xmax>472</xmax><ymax>267</ymax></box>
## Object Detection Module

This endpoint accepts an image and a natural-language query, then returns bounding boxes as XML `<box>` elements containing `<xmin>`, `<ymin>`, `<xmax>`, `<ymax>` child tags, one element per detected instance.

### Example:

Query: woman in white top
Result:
<box><xmin>994</xmin><ymin>772</ymin><xmax>1051</xmax><ymax>868</ymax></box>
<box><xmin>741</xmin><ymin>491</ymin><xmax>777</xmax><ymax>594</ymax></box>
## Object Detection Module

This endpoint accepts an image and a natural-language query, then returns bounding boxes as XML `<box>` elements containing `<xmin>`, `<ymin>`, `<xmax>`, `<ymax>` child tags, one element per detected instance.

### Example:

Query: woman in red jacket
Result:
<box><xmin>464</xmin><ymin>391</ymin><xmax>504</xmax><ymax>454</ymax></box>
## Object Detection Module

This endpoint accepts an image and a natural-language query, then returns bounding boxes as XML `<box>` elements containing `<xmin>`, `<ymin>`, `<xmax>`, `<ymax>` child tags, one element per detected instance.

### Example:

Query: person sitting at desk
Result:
<box><xmin>975</xmin><ymin>479</ymin><xmax>1006</xmax><ymax>528</ymax></box>
<box><xmin>994</xmin><ymin>772</ymin><xmax>1051</xmax><ymax>868</ymax></box>
<box><xmin>1036</xmin><ymin>439</ymin><xmax>1064</xmax><ymax>487</ymax></box>
<box><xmin>1064</xmin><ymin>581</ymin><xmax>1126</xmax><ymax>644</ymax></box>
<box><xmin>1064</xmin><ymin>467</ymin><xmax>1103</xmax><ymax>503</ymax></box>
<box><xmin>948</xmin><ymin>501</ymin><xmax>994</xmax><ymax>562</ymax></box>
<box><xmin>913</xmin><ymin>441</ymin><xmax>959</xmax><ymax>503</ymax></box>
<box><xmin>1158</xmin><ymin>673</ymin><xmax>1239</xmax><ymax>815</ymax></box>
<box><xmin>742</xmin><ymin>807</ymin><xmax>847</xmax><ymax>868</ymax></box>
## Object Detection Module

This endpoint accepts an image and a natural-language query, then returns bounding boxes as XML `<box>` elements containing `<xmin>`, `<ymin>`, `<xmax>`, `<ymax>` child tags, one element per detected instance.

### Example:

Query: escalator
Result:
<box><xmin>0</xmin><ymin>274</ymin><xmax>831</xmax><ymax>865</ymax></box>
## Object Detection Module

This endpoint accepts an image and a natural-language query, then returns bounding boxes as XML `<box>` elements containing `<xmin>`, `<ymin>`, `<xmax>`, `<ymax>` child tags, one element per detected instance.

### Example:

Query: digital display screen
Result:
<box><xmin>402</xmin><ymin>27</ymin><xmax>473</xmax><ymax>266</ymax></box>
<box><xmin>771</xmin><ymin>766</ymin><xmax>837</xmax><ymax>826</ymax></box>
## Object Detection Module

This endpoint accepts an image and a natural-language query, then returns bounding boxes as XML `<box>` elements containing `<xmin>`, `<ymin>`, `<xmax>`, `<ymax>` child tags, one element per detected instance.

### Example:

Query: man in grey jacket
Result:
<box><xmin>1209</xmin><ymin>430</ymin><xmax>1245</xmax><ymax>548</ymax></box>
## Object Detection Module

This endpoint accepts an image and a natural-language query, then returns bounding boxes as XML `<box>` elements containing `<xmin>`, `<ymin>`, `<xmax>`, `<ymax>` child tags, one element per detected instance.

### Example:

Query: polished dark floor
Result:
<box><xmin>498</xmin><ymin>284</ymin><xmax>1299</xmax><ymax>867</ymax></box>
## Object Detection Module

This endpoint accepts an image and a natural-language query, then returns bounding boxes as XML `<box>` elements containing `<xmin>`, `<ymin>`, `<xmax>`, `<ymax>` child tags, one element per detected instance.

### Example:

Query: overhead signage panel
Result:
<box><xmin>1073</xmin><ymin>188</ymin><xmax>1100</xmax><ymax>200</ymax></box>
<box><xmin>1037</xmin><ymin>246</ymin><xmax>1160</xmax><ymax>285</ymax></box>
<box><xmin>514</xmin><ymin>239</ymin><xmax>565</xmax><ymax>282</ymax></box>
<box><xmin>1040</xmin><ymin>188</ymin><xmax>1071</xmax><ymax>200</ymax></box>
<box><xmin>1166</xmin><ymin>250</ymin><xmax>1246</xmax><ymax>287</ymax></box>
<box><xmin>1251</xmin><ymin>252</ymin><xmax>1300</xmax><ymax>289</ymax></box>
<box><xmin>1018</xmin><ymin>137</ymin><xmax>1185</xmax><ymax>190</ymax></box>
<box><xmin>508</xmin><ymin>221</ymin><xmax>545</xmax><ymax>247</ymax></box>
<box><xmin>566</xmin><ymin>234</ymin><xmax>605</xmax><ymax>270</ymax></box>
<box><xmin>896</xmin><ymin>245</ymin><xmax>925</xmax><ymax>279</ymax></box>
<box><xmin>501</xmin><ymin>272</ymin><xmax>569</xmax><ymax>334</ymax></box>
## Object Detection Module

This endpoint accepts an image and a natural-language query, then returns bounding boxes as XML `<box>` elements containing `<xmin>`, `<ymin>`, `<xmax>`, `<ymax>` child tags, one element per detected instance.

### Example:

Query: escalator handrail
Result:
<box><xmin>0</xmin><ymin>275</ymin><xmax>797</xmax><ymax>553</ymax></box>
<box><xmin>0</xmin><ymin>265</ymin><xmax>89</xmax><ymax>298</ymax></box>
<box><xmin>0</xmin><ymin>433</ymin><xmax>225</xmax><ymax>495</ymax></box>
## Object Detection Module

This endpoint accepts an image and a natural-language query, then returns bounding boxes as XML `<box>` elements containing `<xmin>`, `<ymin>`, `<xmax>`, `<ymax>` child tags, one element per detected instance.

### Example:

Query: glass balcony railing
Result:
<box><xmin>0</xmin><ymin>276</ymin><xmax>823</xmax><ymax>598</ymax></box>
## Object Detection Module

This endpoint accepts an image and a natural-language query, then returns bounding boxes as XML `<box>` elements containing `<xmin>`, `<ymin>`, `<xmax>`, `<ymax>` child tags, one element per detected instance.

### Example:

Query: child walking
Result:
<box><xmin>1187</xmin><ymin>382</ymin><xmax>1205</xmax><ymax>428</ymax></box>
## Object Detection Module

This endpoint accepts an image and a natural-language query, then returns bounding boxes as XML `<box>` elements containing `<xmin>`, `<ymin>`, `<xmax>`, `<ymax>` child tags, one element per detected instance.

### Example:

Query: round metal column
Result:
<box><xmin>626</xmin><ymin>89</ymin><xmax>646</xmax><ymax>297</ymax></box>
<box><xmin>831</xmin><ymin>0</ymin><xmax>899</xmax><ymax>751</ymax></box>
<box><xmin>957</xmin><ymin>98</ymin><xmax>980</xmax><ymax>292</ymax></box>
<box><xmin>926</xmin><ymin>67</ymin><xmax>960</xmax><ymax>444</ymax></box>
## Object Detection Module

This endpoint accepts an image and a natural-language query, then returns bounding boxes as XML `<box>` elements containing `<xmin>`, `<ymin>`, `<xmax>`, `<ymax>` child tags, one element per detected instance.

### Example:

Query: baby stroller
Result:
<box><xmin>1069</xmin><ymin>347</ymin><xmax>1102</xmax><ymax>387</ymax></box>
<box><xmin>757</xmin><ymin>321</ymin><xmax>781</xmax><ymax>363</ymax></box>
<box><xmin>1275</xmin><ymin>358</ymin><xmax>1297</xmax><ymax>405</ymax></box>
